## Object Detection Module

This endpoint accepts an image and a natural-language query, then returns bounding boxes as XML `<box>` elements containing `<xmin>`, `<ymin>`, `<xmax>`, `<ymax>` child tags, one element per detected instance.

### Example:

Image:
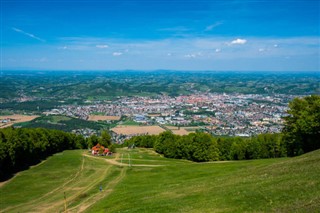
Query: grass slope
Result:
<box><xmin>1</xmin><ymin>149</ymin><xmax>319</xmax><ymax>212</ymax></box>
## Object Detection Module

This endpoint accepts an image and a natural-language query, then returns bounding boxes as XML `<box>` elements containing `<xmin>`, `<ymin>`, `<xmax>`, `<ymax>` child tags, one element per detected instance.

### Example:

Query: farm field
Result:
<box><xmin>165</xmin><ymin>126</ymin><xmax>198</xmax><ymax>135</ymax></box>
<box><xmin>111</xmin><ymin>125</ymin><xmax>166</xmax><ymax>135</ymax></box>
<box><xmin>0</xmin><ymin>115</ymin><xmax>38</xmax><ymax>128</ymax></box>
<box><xmin>88</xmin><ymin>115</ymin><xmax>121</xmax><ymax>121</ymax></box>
<box><xmin>1</xmin><ymin>148</ymin><xmax>320</xmax><ymax>212</ymax></box>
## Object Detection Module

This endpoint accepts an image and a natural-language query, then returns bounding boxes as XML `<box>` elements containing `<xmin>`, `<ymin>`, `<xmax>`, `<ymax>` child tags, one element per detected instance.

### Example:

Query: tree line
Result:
<box><xmin>125</xmin><ymin>95</ymin><xmax>320</xmax><ymax>162</ymax></box>
<box><xmin>0</xmin><ymin>127</ymin><xmax>87</xmax><ymax>180</ymax></box>
<box><xmin>0</xmin><ymin>127</ymin><xmax>118</xmax><ymax>180</ymax></box>
<box><xmin>124</xmin><ymin>132</ymin><xmax>286</xmax><ymax>162</ymax></box>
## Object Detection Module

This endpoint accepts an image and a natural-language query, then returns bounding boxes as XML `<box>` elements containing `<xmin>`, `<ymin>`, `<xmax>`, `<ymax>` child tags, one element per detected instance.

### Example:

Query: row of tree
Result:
<box><xmin>124</xmin><ymin>132</ymin><xmax>286</xmax><ymax>162</ymax></box>
<box><xmin>0</xmin><ymin>127</ymin><xmax>86</xmax><ymax>180</ymax></box>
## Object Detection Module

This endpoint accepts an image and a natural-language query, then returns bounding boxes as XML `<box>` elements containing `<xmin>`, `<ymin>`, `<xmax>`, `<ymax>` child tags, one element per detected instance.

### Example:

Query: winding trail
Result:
<box><xmin>1</xmin><ymin>150</ymin><xmax>166</xmax><ymax>213</ymax></box>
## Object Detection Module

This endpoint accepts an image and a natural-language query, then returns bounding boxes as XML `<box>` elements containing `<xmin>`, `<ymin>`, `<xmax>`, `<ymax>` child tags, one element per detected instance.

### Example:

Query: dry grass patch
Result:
<box><xmin>165</xmin><ymin>126</ymin><xmax>198</xmax><ymax>135</ymax></box>
<box><xmin>0</xmin><ymin>115</ymin><xmax>39</xmax><ymax>128</ymax></box>
<box><xmin>88</xmin><ymin>115</ymin><xmax>121</xmax><ymax>121</ymax></box>
<box><xmin>111</xmin><ymin>125</ymin><xmax>165</xmax><ymax>135</ymax></box>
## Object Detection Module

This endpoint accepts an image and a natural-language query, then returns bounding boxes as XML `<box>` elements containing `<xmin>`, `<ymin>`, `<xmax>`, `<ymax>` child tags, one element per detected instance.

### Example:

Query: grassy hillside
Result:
<box><xmin>1</xmin><ymin>148</ymin><xmax>319</xmax><ymax>212</ymax></box>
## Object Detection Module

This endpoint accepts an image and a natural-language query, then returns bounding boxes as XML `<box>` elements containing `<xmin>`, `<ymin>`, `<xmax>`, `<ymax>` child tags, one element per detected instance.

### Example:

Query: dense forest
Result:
<box><xmin>0</xmin><ymin>128</ymin><xmax>86</xmax><ymax>180</ymax></box>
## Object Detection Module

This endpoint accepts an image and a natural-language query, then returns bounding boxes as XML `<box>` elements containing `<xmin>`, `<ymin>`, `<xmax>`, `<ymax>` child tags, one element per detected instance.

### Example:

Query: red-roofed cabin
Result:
<box><xmin>91</xmin><ymin>143</ymin><xmax>105</xmax><ymax>155</ymax></box>
<box><xmin>91</xmin><ymin>144</ymin><xmax>112</xmax><ymax>156</ymax></box>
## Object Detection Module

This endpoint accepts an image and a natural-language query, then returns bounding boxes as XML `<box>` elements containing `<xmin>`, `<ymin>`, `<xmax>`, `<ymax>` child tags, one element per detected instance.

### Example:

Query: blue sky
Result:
<box><xmin>1</xmin><ymin>0</ymin><xmax>319</xmax><ymax>71</ymax></box>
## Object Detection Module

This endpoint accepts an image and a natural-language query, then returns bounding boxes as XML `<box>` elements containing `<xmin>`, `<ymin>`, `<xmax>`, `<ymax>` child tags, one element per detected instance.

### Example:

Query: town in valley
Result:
<box><xmin>1</xmin><ymin>71</ymin><xmax>318</xmax><ymax>143</ymax></box>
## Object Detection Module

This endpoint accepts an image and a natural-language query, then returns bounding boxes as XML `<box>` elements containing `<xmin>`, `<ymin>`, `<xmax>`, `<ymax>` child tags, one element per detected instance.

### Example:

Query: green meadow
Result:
<box><xmin>1</xmin><ymin>148</ymin><xmax>319</xmax><ymax>213</ymax></box>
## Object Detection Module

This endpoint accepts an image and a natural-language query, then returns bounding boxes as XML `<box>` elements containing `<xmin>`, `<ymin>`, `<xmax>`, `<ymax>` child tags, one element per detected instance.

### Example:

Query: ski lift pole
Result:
<box><xmin>64</xmin><ymin>192</ymin><xmax>67</xmax><ymax>213</ymax></box>
<box><xmin>128</xmin><ymin>153</ymin><xmax>131</xmax><ymax>167</ymax></box>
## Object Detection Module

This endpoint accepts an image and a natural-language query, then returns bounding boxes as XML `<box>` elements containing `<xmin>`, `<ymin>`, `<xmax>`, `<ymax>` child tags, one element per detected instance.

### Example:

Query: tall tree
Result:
<box><xmin>283</xmin><ymin>95</ymin><xmax>320</xmax><ymax>156</ymax></box>
<box><xmin>99</xmin><ymin>131</ymin><xmax>112</xmax><ymax>147</ymax></box>
<box><xmin>87</xmin><ymin>134</ymin><xmax>99</xmax><ymax>149</ymax></box>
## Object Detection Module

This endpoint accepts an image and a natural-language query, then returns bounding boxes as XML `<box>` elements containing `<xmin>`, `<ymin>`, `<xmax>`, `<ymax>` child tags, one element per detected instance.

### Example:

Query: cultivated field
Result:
<box><xmin>88</xmin><ymin>115</ymin><xmax>121</xmax><ymax>121</ymax></box>
<box><xmin>1</xmin><ymin>149</ymin><xmax>320</xmax><ymax>212</ymax></box>
<box><xmin>165</xmin><ymin>126</ymin><xmax>198</xmax><ymax>135</ymax></box>
<box><xmin>111</xmin><ymin>125</ymin><xmax>166</xmax><ymax>135</ymax></box>
<box><xmin>0</xmin><ymin>115</ymin><xmax>39</xmax><ymax>128</ymax></box>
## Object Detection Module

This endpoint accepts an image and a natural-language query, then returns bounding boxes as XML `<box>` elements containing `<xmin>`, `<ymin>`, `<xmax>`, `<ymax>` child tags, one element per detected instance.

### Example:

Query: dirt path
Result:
<box><xmin>1</xmin><ymin>150</ymin><xmax>165</xmax><ymax>213</ymax></box>
<box><xmin>85</xmin><ymin>153</ymin><xmax>164</xmax><ymax>167</ymax></box>
<box><xmin>66</xmin><ymin>154</ymin><xmax>127</xmax><ymax>213</ymax></box>
<box><xmin>77</xmin><ymin>166</ymin><xmax>127</xmax><ymax>212</ymax></box>
<box><xmin>41</xmin><ymin>162</ymin><xmax>113</xmax><ymax>213</ymax></box>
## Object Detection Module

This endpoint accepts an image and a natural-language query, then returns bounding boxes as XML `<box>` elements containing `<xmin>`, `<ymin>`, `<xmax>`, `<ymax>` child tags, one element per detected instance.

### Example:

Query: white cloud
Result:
<box><xmin>113</xmin><ymin>52</ymin><xmax>123</xmax><ymax>56</ymax></box>
<box><xmin>38</xmin><ymin>36</ymin><xmax>318</xmax><ymax>68</ymax></box>
<box><xmin>12</xmin><ymin>27</ymin><xmax>46</xmax><ymax>42</ymax></box>
<box><xmin>230</xmin><ymin>38</ymin><xmax>247</xmax><ymax>45</ymax></box>
<box><xmin>3</xmin><ymin>35</ymin><xmax>319</xmax><ymax>71</ymax></box>
<box><xmin>96</xmin><ymin>44</ymin><xmax>109</xmax><ymax>49</ymax></box>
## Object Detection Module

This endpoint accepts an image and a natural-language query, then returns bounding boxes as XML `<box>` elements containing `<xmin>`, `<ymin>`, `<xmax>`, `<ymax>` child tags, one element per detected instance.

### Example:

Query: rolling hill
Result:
<box><xmin>0</xmin><ymin>148</ymin><xmax>319</xmax><ymax>212</ymax></box>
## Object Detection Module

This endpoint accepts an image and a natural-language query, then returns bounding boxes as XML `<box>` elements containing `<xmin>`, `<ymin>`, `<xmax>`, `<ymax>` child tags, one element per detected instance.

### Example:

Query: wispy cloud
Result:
<box><xmin>205</xmin><ymin>21</ymin><xmax>223</xmax><ymax>31</ymax></box>
<box><xmin>184</xmin><ymin>54</ymin><xmax>196</xmax><ymax>58</ymax></box>
<box><xmin>12</xmin><ymin>27</ymin><xmax>46</xmax><ymax>42</ymax></box>
<box><xmin>3</xmin><ymin>36</ymin><xmax>319</xmax><ymax>71</ymax></box>
<box><xmin>113</xmin><ymin>52</ymin><xmax>123</xmax><ymax>56</ymax></box>
<box><xmin>96</xmin><ymin>44</ymin><xmax>109</xmax><ymax>49</ymax></box>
